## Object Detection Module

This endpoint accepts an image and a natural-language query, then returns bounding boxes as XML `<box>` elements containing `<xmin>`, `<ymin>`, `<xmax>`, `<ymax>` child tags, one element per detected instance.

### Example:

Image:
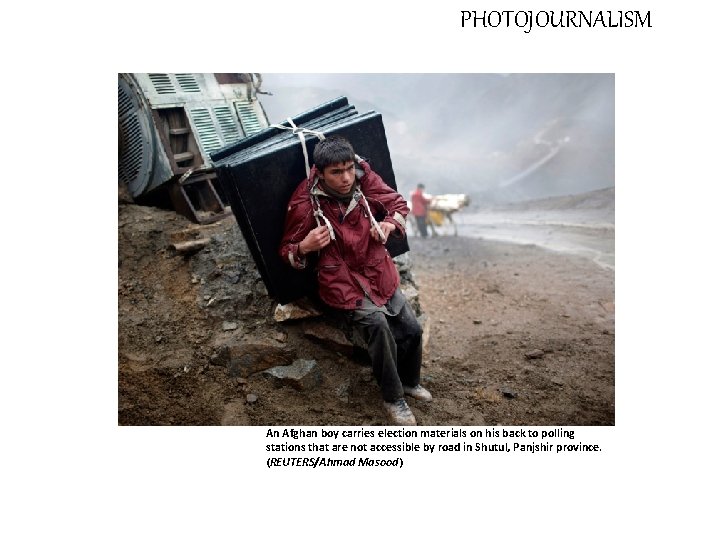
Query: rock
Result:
<box><xmin>303</xmin><ymin>322</ymin><xmax>353</xmax><ymax>356</ymax></box>
<box><xmin>501</xmin><ymin>388</ymin><xmax>517</xmax><ymax>399</ymax></box>
<box><xmin>212</xmin><ymin>337</ymin><xmax>294</xmax><ymax>377</ymax></box>
<box><xmin>263</xmin><ymin>358</ymin><xmax>321</xmax><ymax>390</ymax></box>
<box><xmin>401</xmin><ymin>284</ymin><xmax>419</xmax><ymax>302</ymax></box>
<box><xmin>335</xmin><ymin>380</ymin><xmax>351</xmax><ymax>402</ymax></box>
<box><xmin>222</xmin><ymin>321</ymin><xmax>238</xmax><ymax>331</ymax></box>
<box><xmin>401</xmin><ymin>283</ymin><xmax>422</xmax><ymax>316</ymax></box>
<box><xmin>473</xmin><ymin>319</ymin><xmax>482</xmax><ymax>325</ymax></box>
<box><xmin>400</xmin><ymin>258</ymin><xmax>416</xmax><ymax>273</ymax></box>
<box><xmin>524</xmin><ymin>349</ymin><xmax>545</xmax><ymax>360</ymax></box>
<box><xmin>246</xmin><ymin>394</ymin><xmax>258</xmax><ymax>403</ymax></box>
<box><xmin>273</xmin><ymin>300</ymin><xmax>323</xmax><ymax>322</ymax></box>
<box><xmin>393</xmin><ymin>252</ymin><xmax>412</xmax><ymax>272</ymax></box>
<box><xmin>417</xmin><ymin>314</ymin><xmax>430</xmax><ymax>350</ymax></box>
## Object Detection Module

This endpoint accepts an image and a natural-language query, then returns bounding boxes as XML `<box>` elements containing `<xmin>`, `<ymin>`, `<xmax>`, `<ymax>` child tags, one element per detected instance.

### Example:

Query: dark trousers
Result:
<box><xmin>415</xmin><ymin>215</ymin><xmax>429</xmax><ymax>238</ymax></box>
<box><xmin>352</xmin><ymin>299</ymin><xmax>423</xmax><ymax>402</ymax></box>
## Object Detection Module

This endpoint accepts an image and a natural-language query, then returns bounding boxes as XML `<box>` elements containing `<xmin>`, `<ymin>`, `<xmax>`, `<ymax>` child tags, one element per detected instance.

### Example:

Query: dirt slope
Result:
<box><xmin>118</xmin><ymin>202</ymin><xmax>614</xmax><ymax>426</ymax></box>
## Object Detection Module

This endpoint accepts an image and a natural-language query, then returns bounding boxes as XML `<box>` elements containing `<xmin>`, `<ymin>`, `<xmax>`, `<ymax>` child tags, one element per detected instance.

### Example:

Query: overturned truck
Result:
<box><xmin>118</xmin><ymin>73</ymin><xmax>269</xmax><ymax>223</ymax></box>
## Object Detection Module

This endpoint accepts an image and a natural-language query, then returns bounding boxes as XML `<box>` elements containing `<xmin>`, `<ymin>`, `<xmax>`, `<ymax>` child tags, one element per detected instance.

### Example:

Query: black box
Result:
<box><xmin>213</xmin><ymin>99</ymin><xmax>409</xmax><ymax>305</ymax></box>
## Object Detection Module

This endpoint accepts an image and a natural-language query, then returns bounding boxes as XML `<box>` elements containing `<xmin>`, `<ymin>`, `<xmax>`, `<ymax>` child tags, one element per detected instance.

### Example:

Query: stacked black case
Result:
<box><xmin>211</xmin><ymin>97</ymin><xmax>409</xmax><ymax>305</ymax></box>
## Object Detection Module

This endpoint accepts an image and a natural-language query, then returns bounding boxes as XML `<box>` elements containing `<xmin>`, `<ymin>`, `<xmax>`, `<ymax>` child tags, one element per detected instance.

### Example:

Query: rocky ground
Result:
<box><xmin>118</xmin><ymin>199</ymin><xmax>614</xmax><ymax>426</ymax></box>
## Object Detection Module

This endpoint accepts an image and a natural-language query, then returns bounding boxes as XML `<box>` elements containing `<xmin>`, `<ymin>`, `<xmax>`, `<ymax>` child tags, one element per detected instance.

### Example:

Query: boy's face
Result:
<box><xmin>320</xmin><ymin>161</ymin><xmax>355</xmax><ymax>194</ymax></box>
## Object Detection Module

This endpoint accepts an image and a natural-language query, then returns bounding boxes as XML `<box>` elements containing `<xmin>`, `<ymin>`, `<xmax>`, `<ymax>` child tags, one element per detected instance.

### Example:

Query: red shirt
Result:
<box><xmin>411</xmin><ymin>189</ymin><xmax>431</xmax><ymax>217</ymax></box>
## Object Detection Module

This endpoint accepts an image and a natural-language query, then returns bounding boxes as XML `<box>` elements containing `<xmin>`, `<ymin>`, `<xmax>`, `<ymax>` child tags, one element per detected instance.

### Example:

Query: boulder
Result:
<box><xmin>273</xmin><ymin>300</ymin><xmax>323</xmax><ymax>322</ymax></box>
<box><xmin>303</xmin><ymin>322</ymin><xmax>354</xmax><ymax>356</ymax></box>
<box><xmin>211</xmin><ymin>336</ymin><xmax>294</xmax><ymax>377</ymax></box>
<box><xmin>263</xmin><ymin>358</ymin><xmax>321</xmax><ymax>390</ymax></box>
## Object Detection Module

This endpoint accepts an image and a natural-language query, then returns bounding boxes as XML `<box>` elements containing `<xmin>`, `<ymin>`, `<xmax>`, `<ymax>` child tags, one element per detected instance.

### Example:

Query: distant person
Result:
<box><xmin>410</xmin><ymin>183</ymin><xmax>434</xmax><ymax>238</ymax></box>
<box><xmin>278</xmin><ymin>136</ymin><xmax>432</xmax><ymax>426</ymax></box>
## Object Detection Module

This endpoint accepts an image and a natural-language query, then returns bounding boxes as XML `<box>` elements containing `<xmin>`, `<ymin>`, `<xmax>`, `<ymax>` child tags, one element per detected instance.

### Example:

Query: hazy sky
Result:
<box><xmin>259</xmin><ymin>73</ymin><xmax>614</xmax><ymax>203</ymax></box>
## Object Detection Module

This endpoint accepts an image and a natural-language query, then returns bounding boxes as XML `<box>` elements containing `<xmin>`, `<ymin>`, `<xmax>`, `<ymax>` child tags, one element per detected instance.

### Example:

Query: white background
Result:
<box><xmin>2</xmin><ymin>1</ymin><xmax>718</xmax><ymax>538</ymax></box>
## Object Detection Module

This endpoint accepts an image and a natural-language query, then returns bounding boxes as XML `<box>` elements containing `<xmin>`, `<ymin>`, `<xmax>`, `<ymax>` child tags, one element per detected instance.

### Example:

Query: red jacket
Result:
<box><xmin>279</xmin><ymin>160</ymin><xmax>408</xmax><ymax>310</ymax></box>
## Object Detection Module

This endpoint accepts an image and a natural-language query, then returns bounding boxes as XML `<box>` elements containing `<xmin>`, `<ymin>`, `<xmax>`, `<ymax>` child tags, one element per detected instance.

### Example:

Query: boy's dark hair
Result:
<box><xmin>417</xmin><ymin>183</ymin><xmax>425</xmax><ymax>189</ymax></box>
<box><xmin>313</xmin><ymin>136</ymin><xmax>355</xmax><ymax>171</ymax></box>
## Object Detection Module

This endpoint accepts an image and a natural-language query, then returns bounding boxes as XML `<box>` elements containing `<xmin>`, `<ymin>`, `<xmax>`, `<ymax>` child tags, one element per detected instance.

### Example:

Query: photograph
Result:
<box><xmin>118</xmin><ymin>73</ymin><xmax>615</xmax><ymax>426</ymax></box>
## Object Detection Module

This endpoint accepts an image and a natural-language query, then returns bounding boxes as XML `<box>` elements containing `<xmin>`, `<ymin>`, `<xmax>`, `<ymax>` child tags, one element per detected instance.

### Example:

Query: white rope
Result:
<box><xmin>360</xmin><ymin>191</ymin><xmax>386</xmax><ymax>243</ymax></box>
<box><xmin>352</xmin><ymin>155</ymin><xmax>386</xmax><ymax>241</ymax></box>
<box><xmin>271</xmin><ymin>119</ymin><xmax>335</xmax><ymax>240</ymax></box>
<box><xmin>315</xmin><ymin>209</ymin><xmax>336</xmax><ymax>240</ymax></box>
<box><xmin>270</xmin><ymin>118</ymin><xmax>326</xmax><ymax>178</ymax></box>
<box><xmin>271</xmin><ymin>121</ymin><xmax>386</xmax><ymax>243</ymax></box>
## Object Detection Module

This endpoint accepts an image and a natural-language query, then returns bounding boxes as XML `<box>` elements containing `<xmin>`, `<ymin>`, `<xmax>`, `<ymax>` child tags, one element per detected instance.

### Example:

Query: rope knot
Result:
<box><xmin>270</xmin><ymin>118</ymin><xmax>326</xmax><ymax>179</ymax></box>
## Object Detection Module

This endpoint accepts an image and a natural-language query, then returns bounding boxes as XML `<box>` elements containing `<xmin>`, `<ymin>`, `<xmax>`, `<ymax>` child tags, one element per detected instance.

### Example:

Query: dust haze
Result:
<box><xmin>260</xmin><ymin>73</ymin><xmax>614</xmax><ymax>205</ymax></box>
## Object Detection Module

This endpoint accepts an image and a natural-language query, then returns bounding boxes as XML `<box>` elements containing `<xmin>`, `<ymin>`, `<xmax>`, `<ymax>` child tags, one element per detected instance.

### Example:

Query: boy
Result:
<box><xmin>279</xmin><ymin>136</ymin><xmax>431</xmax><ymax>425</ymax></box>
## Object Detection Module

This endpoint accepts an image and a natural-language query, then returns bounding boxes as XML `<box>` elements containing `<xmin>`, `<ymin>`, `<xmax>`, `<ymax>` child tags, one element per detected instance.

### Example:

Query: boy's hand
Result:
<box><xmin>299</xmin><ymin>225</ymin><xmax>331</xmax><ymax>255</ymax></box>
<box><xmin>371</xmin><ymin>221</ymin><xmax>396</xmax><ymax>244</ymax></box>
